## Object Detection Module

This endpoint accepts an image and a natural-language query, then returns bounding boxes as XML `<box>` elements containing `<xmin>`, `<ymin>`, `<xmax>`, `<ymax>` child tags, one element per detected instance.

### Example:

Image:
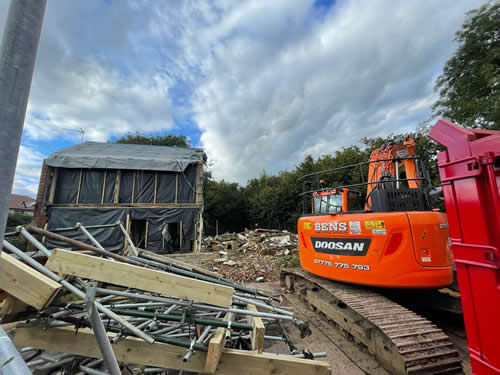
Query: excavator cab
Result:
<box><xmin>312</xmin><ymin>189</ymin><xmax>363</xmax><ymax>214</ymax></box>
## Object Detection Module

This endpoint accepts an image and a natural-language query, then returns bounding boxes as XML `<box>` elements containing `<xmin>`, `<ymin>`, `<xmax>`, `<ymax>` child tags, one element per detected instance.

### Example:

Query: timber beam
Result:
<box><xmin>246</xmin><ymin>304</ymin><xmax>265</xmax><ymax>353</ymax></box>
<box><xmin>12</xmin><ymin>327</ymin><xmax>331</xmax><ymax>375</ymax></box>
<box><xmin>0</xmin><ymin>252</ymin><xmax>61</xmax><ymax>310</ymax></box>
<box><xmin>45</xmin><ymin>249</ymin><xmax>233</xmax><ymax>308</ymax></box>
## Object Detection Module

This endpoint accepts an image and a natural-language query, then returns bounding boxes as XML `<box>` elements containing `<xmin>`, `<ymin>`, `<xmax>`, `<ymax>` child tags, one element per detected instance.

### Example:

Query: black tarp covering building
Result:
<box><xmin>33</xmin><ymin>142</ymin><xmax>206</xmax><ymax>254</ymax></box>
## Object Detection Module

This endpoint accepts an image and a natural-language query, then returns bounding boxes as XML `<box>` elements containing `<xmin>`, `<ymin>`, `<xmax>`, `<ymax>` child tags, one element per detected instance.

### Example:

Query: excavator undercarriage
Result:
<box><xmin>281</xmin><ymin>268</ymin><xmax>464</xmax><ymax>375</ymax></box>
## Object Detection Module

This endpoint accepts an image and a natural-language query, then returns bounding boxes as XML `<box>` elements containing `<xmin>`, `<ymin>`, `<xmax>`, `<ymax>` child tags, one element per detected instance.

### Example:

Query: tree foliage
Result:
<box><xmin>202</xmin><ymin>131</ymin><xmax>441</xmax><ymax>235</ymax></box>
<box><xmin>6</xmin><ymin>213</ymin><xmax>32</xmax><ymax>229</ymax></box>
<box><xmin>432</xmin><ymin>2</ymin><xmax>500</xmax><ymax>129</ymax></box>
<box><xmin>113</xmin><ymin>132</ymin><xmax>191</xmax><ymax>147</ymax></box>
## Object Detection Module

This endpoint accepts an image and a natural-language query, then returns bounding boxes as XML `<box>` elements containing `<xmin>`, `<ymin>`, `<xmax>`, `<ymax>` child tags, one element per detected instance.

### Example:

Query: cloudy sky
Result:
<box><xmin>0</xmin><ymin>0</ymin><xmax>482</xmax><ymax>197</ymax></box>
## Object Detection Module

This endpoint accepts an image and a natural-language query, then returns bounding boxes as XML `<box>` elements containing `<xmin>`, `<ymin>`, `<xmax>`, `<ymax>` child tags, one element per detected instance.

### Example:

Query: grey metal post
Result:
<box><xmin>0</xmin><ymin>326</ymin><xmax>32</xmax><ymax>375</ymax></box>
<box><xmin>77</xmin><ymin>223</ymin><xmax>107</xmax><ymax>252</ymax></box>
<box><xmin>119</xmin><ymin>223</ymin><xmax>138</xmax><ymax>256</ymax></box>
<box><xmin>85</xmin><ymin>282</ymin><xmax>121</xmax><ymax>375</ymax></box>
<box><xmin>0</xmin><ymin>0</ymin><xmax>47</xmax><ymax>252</ymax></box>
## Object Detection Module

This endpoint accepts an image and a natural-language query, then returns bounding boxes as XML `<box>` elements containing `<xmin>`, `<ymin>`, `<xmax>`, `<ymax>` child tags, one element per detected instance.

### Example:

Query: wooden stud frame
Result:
<box><xmin>100</xmin><ymin>171</ymin><xmax>107</xmax><ymax>204</ymax></box>
<box><xmin>131</xmin><ymin>171</ymin><xmax>136</xmax><ymax>204</ymax></box>
<box><xmin>153</xmin><ymin>172</ymin><xmax>158</xmax><ymax>204</ymax></box>
<box><xmin>48</xmin><ymin>168</ymin><xmax>58</xmax><ymax>204</ymax></box>
<box><xmin>75</xmin><ymin>169</ymin><xmax>83</xmax><ymax>204</ymax></box>
<box><xmin>114</xmin><ymin>170</ymin><xmax>121</xmax><ymax>203</ymax></box>
<box><xmin>43</xmin><ymin>162</ymin><xmax>205</xmax><ymax>255</ymax></box>
<box><xmin>175</xmin><ymin>174</ymin><xmax>179</xmax><ymax>203</ymax></box>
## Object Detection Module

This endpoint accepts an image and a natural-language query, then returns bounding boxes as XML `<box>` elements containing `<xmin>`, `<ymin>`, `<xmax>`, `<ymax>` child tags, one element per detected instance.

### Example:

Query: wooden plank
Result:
<box><xmin>195</xmin><ymin>163</ymin><xmax>203</xmax><ymax>204</ymax></box>
<box><xmin>246</xmin><ymin>304</ymin><xmax>265</xmax><ymax>353</ymax></box>
<box><xmin>196</xmin><ymin>211</ymin><xmax>203</xmax><ymax>254</ymax></box>
<box><xmin>113</xmin><ymin>170</ymin><xmax>121</xmax><ymax>203</ymax></box>
<box><xmin>49</xmin><ymin>203</ymin><xmax>202</xmax><ymax>209</ymax></box>
<box><xmin>13</xmin><ymin>327</ymin><xmax>331</xmax><ymax>375</ymax></box>
<box><xmin>204</xmin><ymin>314</ymin><xmax>228</xmax><ymax>373</ymax></box>
<box><xmin>45</xmin><ymin>249</ymin><xmax>233</xmax><ymax>308</ymax></box>
<box><xmin>175</xmin><ymin>173</ymin><xmax>178</xmax><ymax>203</ymax></box>
<box><xmin>0</xmin><ymin>295</ymin><xmax>28</xmax><ymax>323</ymax></box>
<box><xmin>153</xmin><ymin>172</ymin><xmax>157</xmax><ymax>204</ymax></box>
<box><xmin>0</xmin><ymin>252</ymin><xmax>61</xmax><ymax>310</ymax></box>
<box><xmin>48</xmin><ymin>168</ymin><xmax>58</xmax><ymax>204</ymax></box>
<box><xmin>101</xmin><ymin>170</ymin><xmax>107</xmax><ymax>204</ymax></box>
<box><xmin>131</xmin><ymin>171</ymin><xmax>136</xmax><ymax>203</ymax></box>
<box><xmin>125</xmin><ymin>213</ymin><xmax>131</xmax><ymax>249</ymax></box>
<box><xmin>76</xmin><ymin>169</ymin><xmax>83</xmax><ymax>204</ymax></box>
<box><xmin>193</xmin><ymin>217</ymin><xmax>198</xmax><ymax>254</ymax></box>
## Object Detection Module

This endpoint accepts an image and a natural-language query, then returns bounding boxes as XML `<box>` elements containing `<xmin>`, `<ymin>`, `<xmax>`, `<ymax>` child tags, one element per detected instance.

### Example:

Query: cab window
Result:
<box><xmin>314</xmin><ymin>194</ymin><xmax>342</xmax><ymax>214</ymax></box>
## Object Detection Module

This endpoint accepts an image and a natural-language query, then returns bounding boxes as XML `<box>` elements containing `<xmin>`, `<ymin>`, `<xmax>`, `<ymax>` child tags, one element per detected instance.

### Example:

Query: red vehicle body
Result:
<box><xmin>430</xmin><ymin>119</ymin><xmax>500</xmax><ymax>375</ymax></box>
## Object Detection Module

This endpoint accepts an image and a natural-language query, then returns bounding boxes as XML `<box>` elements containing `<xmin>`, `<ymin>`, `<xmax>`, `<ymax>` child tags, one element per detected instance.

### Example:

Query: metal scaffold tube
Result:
<box><xmin>2</xmin><ymin>240</ymin><xmax>155</xmax><ymax>344</ymax></box>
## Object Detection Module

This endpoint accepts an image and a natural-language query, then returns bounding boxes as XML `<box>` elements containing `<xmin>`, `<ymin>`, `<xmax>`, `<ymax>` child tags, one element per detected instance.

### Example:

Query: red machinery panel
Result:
<box><xmin>429</xmin><ymin>119</ymin><xmax>500</xmax><ymax>375</ymax></box>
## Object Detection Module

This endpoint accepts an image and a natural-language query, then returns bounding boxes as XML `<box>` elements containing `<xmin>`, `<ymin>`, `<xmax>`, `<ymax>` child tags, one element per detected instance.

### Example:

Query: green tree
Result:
<box><xmin>203</xmin><ymin>172</ymin><xmax>248</xmax><ymax>235</ymax></box>
<box><xmin>113</xmin><ymin>132</ymin><xmax>191</xmax><ymax>147</ymax></box>
<box><xmin>432</xmin><ymin>2</ymin><xmax>500</xmax><ymax>129</ymax></box>
<box><xmin>6</xmin><ymin>212</ymin><xmax>32</xmax><ymax>229</ymax></box>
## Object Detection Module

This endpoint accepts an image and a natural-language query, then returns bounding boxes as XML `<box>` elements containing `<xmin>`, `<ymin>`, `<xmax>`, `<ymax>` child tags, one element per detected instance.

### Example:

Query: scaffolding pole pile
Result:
<box><xmin>1</xmin><ymin>224</ymin><xmax>330</xmax><ymax>375</ymax></box>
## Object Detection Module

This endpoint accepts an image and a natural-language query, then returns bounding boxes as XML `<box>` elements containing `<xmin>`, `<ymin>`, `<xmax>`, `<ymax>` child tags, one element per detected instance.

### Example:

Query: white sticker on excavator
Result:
<box><xmin>349</xmin><ymin>221</ymin><xmax>361</xmax><ymax>234</ymax></box>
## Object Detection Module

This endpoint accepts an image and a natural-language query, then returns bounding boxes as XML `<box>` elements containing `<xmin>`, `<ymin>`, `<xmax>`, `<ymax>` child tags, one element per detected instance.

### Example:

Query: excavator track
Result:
<box><xmin>281</xmin><ymin>268</ymin><xmax>464</xmax><ymax>375</ymax></box>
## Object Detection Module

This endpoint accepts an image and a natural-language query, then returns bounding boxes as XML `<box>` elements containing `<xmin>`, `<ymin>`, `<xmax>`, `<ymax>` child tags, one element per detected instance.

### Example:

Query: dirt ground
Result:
<box><xmin>175</xmin><ymin>252</ymin><xmax>472</xmax><ymax>375</ymax></box>
<box><xmin>248</xmin><ymin>281</ymin><xmax>391</xmax><ymax>375</ymax></box>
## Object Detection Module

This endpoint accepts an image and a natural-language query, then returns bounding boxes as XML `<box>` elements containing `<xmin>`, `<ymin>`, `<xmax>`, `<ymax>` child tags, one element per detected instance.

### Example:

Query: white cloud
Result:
<box><xmin>1</xmin><ymin>0</ymin><xmax>485</xmax><ymax>189</ymax></box>
<box><xmin>181</xmin><ymin>0</ymin><xmax>481</xmax><ymax>183</ymax></box>
<box><xmin>25</xmin><ymin>62</ymin><xmax>174</xmax><ymax>141</ymax></box>
<box><xmin>13</xmin><ymin>145</ymin><xmax>46</xmax><ymax>197</ymax></box>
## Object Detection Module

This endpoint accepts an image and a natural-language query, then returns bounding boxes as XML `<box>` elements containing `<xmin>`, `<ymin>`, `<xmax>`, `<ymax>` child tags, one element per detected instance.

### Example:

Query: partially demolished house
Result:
<box><xmin>33</xmin><ymin>142</ymin><xmax>206</xmax><ymax>253</ymax></box>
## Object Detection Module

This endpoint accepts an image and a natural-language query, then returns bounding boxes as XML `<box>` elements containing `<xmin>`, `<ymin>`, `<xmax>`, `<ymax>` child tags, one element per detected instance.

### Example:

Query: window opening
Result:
<box><xmin>130</xmin><ymin>219</ymin><xmax>147</xmax><ymax>249</ymax></box>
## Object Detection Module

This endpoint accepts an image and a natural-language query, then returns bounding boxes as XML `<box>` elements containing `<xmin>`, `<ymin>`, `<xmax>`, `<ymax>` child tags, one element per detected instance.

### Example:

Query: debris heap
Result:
<box><xmin>0</xmin><ymin>224</ymin><xmax>329</xmax><ymax>375</ymax></box>
<box><xmin>200</xmin><ymin>229</ymin><xmax>300</xmax><ymax>283</ymax></box>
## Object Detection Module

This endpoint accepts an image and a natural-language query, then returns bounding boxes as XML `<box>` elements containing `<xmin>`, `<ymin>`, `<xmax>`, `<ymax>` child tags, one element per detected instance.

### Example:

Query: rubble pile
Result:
<box><xmin>200</xmin><ymin>229</ymin><xmax>300</xmax><ymax>283</ymax></box>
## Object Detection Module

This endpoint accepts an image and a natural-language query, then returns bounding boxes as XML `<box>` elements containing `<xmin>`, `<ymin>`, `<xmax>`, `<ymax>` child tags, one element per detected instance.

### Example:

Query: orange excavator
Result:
<box><xmin>303</xmin><ymin>136</ymin><xmax>453</xmax><ymax>288</ymax></box>
<box><xmin>282</xmin><ymin>137</ymin><xmax>463</xmax><ymax>374</ymax></box>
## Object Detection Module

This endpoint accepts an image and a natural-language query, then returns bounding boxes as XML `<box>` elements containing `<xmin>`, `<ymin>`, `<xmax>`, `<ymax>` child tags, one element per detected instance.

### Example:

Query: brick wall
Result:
<box><xmin>32</xmin><ymin>161</ymin><xmax>50</xmax><ymax>228</ymax></box>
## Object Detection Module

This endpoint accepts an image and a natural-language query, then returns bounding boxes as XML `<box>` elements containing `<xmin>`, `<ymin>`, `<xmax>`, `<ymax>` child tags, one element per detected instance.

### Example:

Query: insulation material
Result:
<box><xmin>156</xmin><ymin>172</ymin><xmax>176</xmax><ymax>203</ymax></box>
<box><xmin>79</xmin><ymin>170</ymin><xmax>105</xmax><ymax>204</ymax></box>
<box><xmin>134</xmin><ymin>171</ymin><xmax>155</xmax><ymax>203</ymax></box>
<box><xmin>119</xmin><ymin>171</ymin><xmax>134</xmax><ymax>203</ymax></box>
<box><xmin>103</xmin><ymin>170</ymin><xmax>116</xmax><ymax>203</ymax></box>
<box><xmin>177</xmin><ymin>164</ymin><xmax>197</xmax><ymax>203</ymax></box>
<box><xmin>45</xmin><ymin>207</ymin><xmax>200</xmax><ymax>253</ymax></box>
<box><xmin>46</xmin><ymin>142</ymin><xmax>206</xmax><ymax>172</ymax></box>
<box><xmin>53</xmin><ymin>168</ymin><xmax>80</xmax><ymax>204</ymax></box>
